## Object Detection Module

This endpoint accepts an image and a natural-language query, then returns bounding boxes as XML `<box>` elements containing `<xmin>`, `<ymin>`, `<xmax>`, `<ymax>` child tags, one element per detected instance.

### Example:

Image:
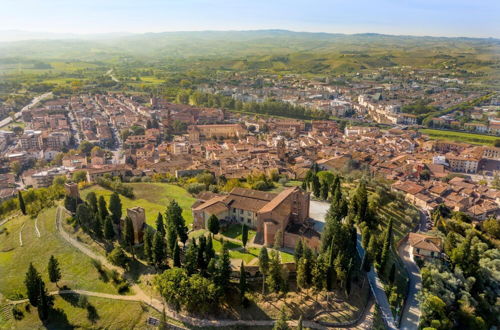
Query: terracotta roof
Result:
<box><xmin>408</xmin><ymin>233</ymin><xmax>442</xmax><ymax>253</ymax></box>
<box><xmin>259</xmin><ymin>187</ymin><xmax>297</xmax><ymax>213</ymax></box>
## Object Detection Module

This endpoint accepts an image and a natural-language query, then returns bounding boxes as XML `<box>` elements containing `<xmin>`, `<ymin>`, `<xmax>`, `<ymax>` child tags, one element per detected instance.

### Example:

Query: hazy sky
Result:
<box><xmin>1</xmin><ymin>0</ymin><xmax>499</xmax><ymax>38</ymax></box>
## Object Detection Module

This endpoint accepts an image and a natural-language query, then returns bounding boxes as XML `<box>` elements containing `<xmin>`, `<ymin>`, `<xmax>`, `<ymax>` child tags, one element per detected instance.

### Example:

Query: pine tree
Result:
<box><xmin>109</xmin><ymin>192</ymin><xmax>122</xmax><ymax>224</ymax></box>
<box><xmin>273</xmin><ymin>307</ymin><xmax>290</xmax><ymax>330</ymax></box>
<box><xmin>155</xmin><ymin>213</ymin><xmax>165</xmax><ymax>237</ymax></box>
<box><xmin>294</xmin><ymin>240</ymin><xmax>304</xmax><ymax>264</ymax></box>
<box><xmin>242</xmin><ymin>224</ymin><xmax>249</xmax><ymax>248</ymax></box>
<box><xmin>25</xmin><ymin>263</ymin><xmax>41</xmax><ymax>306</ymax></box>
<box><xmin>98</xmin><ymin>196</ymin><xmax>108</xmax><ymax>220</ymax></box>
<box><xmin>173</xmin><ymin>243</ymin><xmax>181</xmax><ymax>267</ymax></box>
<box><xmin>207</xmin><ymin>214</ymin><xmax>220</xmax><ymax>236</ymax></box>
<box><xmin>48</xmin><ymin>255</ymin><xmax>61</xmax><ymax>287</ymax></box>
<box><xmin>152</xmin><ymin>231</ymin><xmax>166</xmax><ymax>269</ymax></box>
<box><xmin>239</xmin><ymin>261</ymin><xmax>247</xmax><ymax>304</ymax></box>
<box><xmin>143</xmin><ymin>228</ymin><xmax>153</xmax><ymax>263</ymax></box>
<box><xmin>18</xmin><ymin>190</ymin><xmax>26</xmax><ymax>215</ymax></box>
<box><xmin>103</xmin><ymin>215</ymin><xmax>115</xmax><ymax>240</ymax></box>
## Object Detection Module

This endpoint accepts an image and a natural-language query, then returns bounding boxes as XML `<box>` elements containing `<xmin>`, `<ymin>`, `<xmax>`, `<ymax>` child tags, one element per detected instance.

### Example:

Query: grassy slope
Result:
<box><xmin>81</xmin><ymin>183</ymin><xmax>196</xmax><ymax>227</ymax></box>
<box><xmin>2</xmin><ymin>296</ymin><xmax>160</xmax><ymax>329</ymax></box>
<box><xmin>420</xmin><ymin>128</ymin><xmax>499</xmax><ymax>146</ymax></box>
<box><xmin>0</xmin><ymin>207</ymin><xmax>119</xmax><ymax>300</ymax></box>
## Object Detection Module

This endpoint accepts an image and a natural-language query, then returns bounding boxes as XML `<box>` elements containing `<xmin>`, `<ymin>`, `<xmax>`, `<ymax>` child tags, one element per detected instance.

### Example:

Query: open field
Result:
<box><xmin>0</xmin><ymin>207</ymin><xmax>120</xmax><ymax>300</ymax></box>
<box><xmin>81</xmin><ymin>182</ymin><xmax>196</xmax><ymax>227</ymax></box>
<box><xmin>420</xmin><ymin>128</ymin><xmax>499</xmax><ymax>146</ymax></box>
<box><xmin>1</xmin><ymin>295</ymin><xmax>160</xmax><ymax>329</ymax></box>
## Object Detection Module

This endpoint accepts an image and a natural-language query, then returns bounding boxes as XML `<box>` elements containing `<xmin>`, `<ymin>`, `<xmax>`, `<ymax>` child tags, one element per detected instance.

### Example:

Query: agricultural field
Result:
<box><xmin>420</xmin><ymin>128</ymin><xmax>499</xmax><ymax>146</ymax></box>
<box><xmin>1</xmin><ymin>296</ymin><xmax>160</xmax><ymax>329</ymax></box>
<box><xmin>80</xmin><ymin>182</ymin><xmax>196</xmax><ymax>227</ymax></box>
<box><xmin>0</xmin><ymin>207</ymin><xmax>120</xmax><ymax>301</ymax></box>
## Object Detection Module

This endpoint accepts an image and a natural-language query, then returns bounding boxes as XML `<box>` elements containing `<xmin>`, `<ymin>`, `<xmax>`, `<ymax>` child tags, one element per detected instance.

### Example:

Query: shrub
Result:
<box><xmin>186</xmin><ymin>183</ymin><xmax>206</xmax><ymax>195</ymax></box>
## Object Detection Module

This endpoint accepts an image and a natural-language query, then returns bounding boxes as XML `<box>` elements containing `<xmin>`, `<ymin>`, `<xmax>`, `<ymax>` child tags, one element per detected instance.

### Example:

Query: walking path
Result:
<box><xmin>19</xmin><ymin>223</ymin><xmax>25</xmax><ymax>247</ymax></box>
<box><xmin>356</xmin><ymin>232</ymin><xmax>398</xmax><ymax>330</ymax></box>
<box><xmin>0</xmin><ymin>212</ymin><xmax>21</xmax><ymax>227</ymax></box>
<box><xmin>397</xmin><ymin>209</ymin><xmax>426</xmax><ymax>329</ymax></box>
<box><xmin>51</xmin><ymin>207</ymin><xmax>370</xmax><ymax>329</ymax></box>
<box><xmin>34</xmin><ymin>215</ymin><xmax>41</xmax><ymax>238</ymax></box>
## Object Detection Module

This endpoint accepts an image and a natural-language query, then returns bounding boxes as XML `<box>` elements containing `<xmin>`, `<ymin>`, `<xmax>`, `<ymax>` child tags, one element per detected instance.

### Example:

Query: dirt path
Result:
<box><xmin>19</xmin><ymin>223</ymin><xmax>25</xmax><ymax>246</ymax></box>
<box><xmin>34</xmin><ymin>215</ymin><xmax>41</xmax><ymax>238</ymax></box>
<box><xmin>53</xmin><ymin>207</ymin><xmax>367</xmax><ymax>329</ymax></box>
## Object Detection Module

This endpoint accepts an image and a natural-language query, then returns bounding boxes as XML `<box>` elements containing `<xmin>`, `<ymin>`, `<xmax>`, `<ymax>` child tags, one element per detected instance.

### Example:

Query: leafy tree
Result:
<box><xmin>173</xmin><ymin>242</ymin><xmax>181</xmax><ymax>267</ymax></box>
<box><xmin>72</xmin><ymin>170</ymin><xmax>87</xmax><ymax>183</ymax></box>
<box><xmin>25</xmin><ymin>263</ymin><xmax>41</xmax><ymax>306</ymax></box>
<box><xmin>143</xmin><ymin>228</ymin><xmax>153</xmax><ymax>263</ymax></box>
<box><xmin>86</xmin><ymin>192</ymin><xmax>98</xmax><ymax>214</ymax></box>
<box><xmin>48</xmin><ymin>255</ymin><xmax>61</xmax><ymax>286</ymax></box>
<box><xmin>109</xmin><ymin>192</ymin><xmax>122</xmax><ymax>224</ymax></box>
<box><xmin>108</xmin><ymin>246</ymin><xmax>128</xmax><ymax>268</ymax></box>
<box><xmin>98</xmin><ymin>196</ymin><xmax>108</xmax><ymax>220</ymax></box>
<box><xmin>259</xmin><ymin>246</ymin><xmax>269</xmax><ymax>294</ymax></box>
<box><xmin>155</xmin><ymin>267</ymin><xmax>188</xmax><ymax>311</ymax></box>
<box><xmin>294</xmin><ymin>240</ymin><xmax>304</xmax><ymax>264</ymax></box>
<box><xmin>152</xmin><ymin>231</ymin><xmax>167</xmax><ymax>269</ymax></box>
<box><xmin>241</xmin><ymin>224</ymin><xmax>249</xmax><ymax>248</ymax></box>
<box><xmin>207</xmin><ymin>214</ymin><xmax>220</xmax><ymax>236</ymax></box>
<box><xmin>18</xmin><ymin>191</ymin><xmax>26</xmax><ymax>215</ymax></box>
<box><xmin>103</xmin><ymin>215</ymin><xmax>115</xmax><ymax>240</ymax></box>
<box><xmin>239</xmin><ymin>261</ymin><xmax>247</xmax><ymax>305</ymax></box>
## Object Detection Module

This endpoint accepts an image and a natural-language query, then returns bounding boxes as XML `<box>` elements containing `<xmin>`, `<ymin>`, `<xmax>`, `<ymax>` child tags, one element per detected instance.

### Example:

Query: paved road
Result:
<box><xmin>356</xmin><ymin>232</ymin><xmax>398</xmax><ymax>330</ymax></box>
<box><xmin>398</xmin><ymin>209</ymin><xmax>427</xmax><ymax>329</ymax></box>
<box><xmin>0</xmin><ymin>92</ymin><xmax>52</xmax><ymax>128</ymax></box>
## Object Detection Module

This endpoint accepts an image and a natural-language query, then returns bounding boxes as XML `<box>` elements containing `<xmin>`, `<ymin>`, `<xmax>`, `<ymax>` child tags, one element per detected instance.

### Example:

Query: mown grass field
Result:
<box><xmin>81</xmin><ymin>182</ymin><xmax>196</xmax><ymax>227</ymax></box>
<box><xmin>0</xmin><ymin>207</ymin><xmax>119</xmax><ymax>300</ymax></box>
<box><xmin>1</xmin><ymin>296</ymin><xmax>160</xmax><ymax>329</ymax></box>
<box><xmin>420</xmin><ymin>128</ymin><xmax>499</xmax><ymax>146</ymax></box>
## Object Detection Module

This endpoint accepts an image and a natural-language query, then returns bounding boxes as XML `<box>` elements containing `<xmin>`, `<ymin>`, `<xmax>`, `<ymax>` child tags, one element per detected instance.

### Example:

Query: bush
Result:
<box><xmin>186</xmin><ymin>183</ymin><xmax>206</xmax><ymax>195</ymax></box>
<box><xmin>12</xmin><ymin>306</ymin><xmax>24</xmax><ymax>320</ymax></box>
<box><xmin>117</xmin><ymin>282</ymin><xmax>130</xmax><ymax>294</ymax></box>
<box><xmin>107</xmin><ymin>247</ymin><xmax>128</xmax><ymax>268</ymax></box>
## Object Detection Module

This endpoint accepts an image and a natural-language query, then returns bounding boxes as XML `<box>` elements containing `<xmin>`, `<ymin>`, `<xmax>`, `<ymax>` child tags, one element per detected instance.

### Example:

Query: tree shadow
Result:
<box><xmin>59</xmin><ymin>292</ymin><xmax>80</xmax><ymax>307</ymax></box>
<box><xmin>42</xmin><ymin>307</ymin><xmax>75</xmax><ymax>330</ymax></box>
<box><xmin>86</xmin><ymin>304</ymin><xmax>99</xmax><ymax>323</ymax></box>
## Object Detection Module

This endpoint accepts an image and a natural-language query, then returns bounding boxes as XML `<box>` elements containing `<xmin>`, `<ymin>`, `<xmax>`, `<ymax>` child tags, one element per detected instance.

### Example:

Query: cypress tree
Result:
<box><xmin>86</xmin><ymin>192</ymin><xmax>98</xmax><ymax>214</ymax></box>
<box><xmin>207</xmin><ymin>214</ymin><xmax>220</xmax><ymax>236</ymax></box>
<box><xmin>18</xmin><ymin>190</ymin><xmax>26</xmax><ymax>215</ymax></box>
<box><xmin>184</xmin><ymin>238</ymin><xmax>198</xmax><ymax>275</ymax></box>
<box><xmin>143</xmin><ymin>228</ymin><xmax>153</xmax><ymax>263</ymax></box>
<box><xmin>259</xmin><ymin>246</ymin><xmax>269</xmax><ymax>294</ymax></box>
<box><xmin>48</xmin><ymin>255</ymin><xmax>61</xmax><ymax>287</ymax></box>
<box><xmin>239</xmin><ymin>261</ymin><xmax>247</xmax><ymax>304</ymax></box>
<box><xmin>25</xmin><ymin>263</ymin><xmax>41</xmax><ymax>306</ymax></box>
<box><xmin>173</xmin><ymin>243</ymin><xmax>181</xmax><ymax>267</ymax></box>
<box><xmin>155</xmin><ymin>213</ymin><xmax>165</xmax><ymax>237</ymax></box>
<box><xmin>320</xmin><ymin>180</ymin><xmax>329</xmax><ymax>200</ymax></box>
<box><xmin>37</xmin><ymin>280</ymin><xmax>50</xmax><ymax>321</ymax></box>
<box><xmin>109</xmin><ymin>192</ymin><xmax>122</xmax><ymax>224</ymax></box>
<box><xmin>166</xmin><ymin>223</ymin><xmax>177</xmax><ymax>254</ymax></box>
<box><xmin>379</xmin><ymin>219</ymin><xmax>393</xmax><ymax>271</ymax></box>
<box><xmin>152</xmin><ymin>231</ymin><xmax>166</xmax><ymax>269</ymax></box>
<box><xmin>123</xmin><ymin>216</ymin><xmax>135</xmax><ymax>253</ymax></box>
<box><xmin>197</xmin><ymin>236</ymin><xmax>207</xmax><ymax>271</ymax></box>
<box><xmin>98</xmin><ymin>196</ymin><xmax>108</xmax><ymax>220</ymax></box>
<box><xmin>205</xmin><ymin>234</ymin><xmax>215</xmax><ymax>264</ymax></box>
<box><xmin>242</xmin><ymin>224</ymin><xmax>249</xmax><ymax>248</ymax></box>
<box><xmin>103</xmin><ymin>215</ymin><xmax>115</xmax><ymax>240</ymax></box>
<box><xmin>389</xmin><ymin>263</ymin><xmax>396</xmax><ymax>284</ymax></box>
<box><xmin>311</xmin><ymin>174</ymin><xmax>321</xmax><ymax>198</ymax></box>
<box><xmin>93</xmin><ymin>214</ymin><xmax>103</xmax><ymax>239</ymax></box>
<box><xmin>217</xmin><ymin>244</ymin><xmax>231</xmax><ymax>289</ymax></box>
<box><xmin>294</xmin><ymin>240</ymin><xmax>304</xmax><ymax>264</ymax></box>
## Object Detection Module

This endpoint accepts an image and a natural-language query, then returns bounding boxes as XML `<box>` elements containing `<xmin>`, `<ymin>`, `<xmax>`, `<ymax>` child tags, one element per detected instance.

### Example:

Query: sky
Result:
<box><xmin>1</xmin><ymin>0</ymin><xmax>499</xmax><ymax>38</ymax></box>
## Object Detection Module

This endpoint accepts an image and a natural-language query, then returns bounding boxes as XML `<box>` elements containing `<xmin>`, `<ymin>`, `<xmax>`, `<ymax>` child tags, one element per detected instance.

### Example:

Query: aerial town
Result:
<box><xmin>0</xmin><ymin>2</ymin><xmax>499</xmax><ymax>329</ymax></box>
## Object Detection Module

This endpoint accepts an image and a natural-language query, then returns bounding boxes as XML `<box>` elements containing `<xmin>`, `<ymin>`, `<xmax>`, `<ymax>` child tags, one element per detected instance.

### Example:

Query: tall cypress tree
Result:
<box><xmin>25</xmin><ymin>263</ymin><xmax>41</xmax><ymax>306</ymax></box>
<box><xmin>143</xmin><ymin>228</ymin><xmax>153</xmax><ymax>263</ymax></box>
<box><xmin>155</xmin><ymin>213</ymin><xmax>165</xmax><ymax>237</ymax></box>
<box><xmin>239</xmin><ymin>261</ymin><xmax>247</xmax><ymax>304</ymax></box>
<box><xmin>123</xmin><ymin>216</ymin><xmax>135</xmax><ymax>255</ymax></box>
<box><xmin>18</xmin><ymin>190</ymin><xmax>26</xmax><ymax>215</ymax></box>
<box><xmin>48</xmin><ymin>255</ymin><xmax>61</xmax><ymax>287</ymax></box>
<box><xmin>98</xmin><ymin>196</ymin><xmax>108</xmax><ymax>220</ymax></box>
<box><xmin>103</xmin><ymin>215</ymin><xmax>115</xmax><ymax>240</ymax></box>
<box><xmin>311</xmin><ymin>174</ymin><xmax>321</xmax><ymax>198</ymax></box>
<box><xmin>259</xmin><ymin>246</ymin><xmax>269</xmax><ymax>294</ymax></box>
<box><xmin>294</xmin><ymin>240</ymin><xmax>304</xmax><ymax>264</ymax></box>
<box><xmin>173</xmin><ymin>243</ymin><xmax>181</xmax><ymax>267</ymax></box>
<box><xmin>86</xmin><ymin>192</ymin><xmax>98</xmax><ymax>214</ymax></box>
<box><xmin>379</xmin><ymin>219</ymin><xmax>393</xmax><ymax>272</ymax></box>
<box><xmin>109</xmin><ymin>192</ymin><xmax>122</xmax><ymax>224</ymax></box>
<box><xmin>217</xmin><ymin>244</ymin><xmax>231</xmax><ymax>289</ymax></box>
<box><xmin>37</xmin><ymin>280</ymin><xmax>50</xmax><ymax>321</ymax></box>
<box><xmin>241</xmin><ymin>224</ymin><xmax>249</xmax><ymax>249</ymax></box>
<box><xmin>152</xmin><ymin>231</ymin><xmax>166</xmax><ymax>269</ymax></box>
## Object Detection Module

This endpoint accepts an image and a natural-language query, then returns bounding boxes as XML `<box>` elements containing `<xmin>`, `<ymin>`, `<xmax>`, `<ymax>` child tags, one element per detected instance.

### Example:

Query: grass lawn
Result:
<box><xmin>1</xmin><ymin>296</ymin><xmax>160</xmax><ymax>329</ymax></box>
<box><xmin>81</xmin><ymin>183</ymin><xmax>196</xmax><ymax>227</ymax></box>
<box><xmin>0</xmin><ymin>208</ymin><xmax>119</xmax><ymax>300</ymax></box>
<box><xmin>221</xmin><ymin>224</ymin><xmax>257</xmax><ymax>242</ymax></box>
<box><xmin>269</xmin><ymin>180</ymin><xmax>303</xmax><ymax>193</ymax></box>
<box><xmin>420</xmin><ymin>128</ymin><xmax>499</xmax><ymax>146</ymax></box>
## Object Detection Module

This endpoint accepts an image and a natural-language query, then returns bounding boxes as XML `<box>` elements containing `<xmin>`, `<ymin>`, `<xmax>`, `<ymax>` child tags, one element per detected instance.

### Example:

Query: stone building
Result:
<box><xmin>192</xmin><ymin>187</ymin><xmax>320</xmax><ymax>250</ymax></box>
<box><xmin>188</xmin><ymin>124</ymin><xmax>246</xmax><ymax>142</ymax></box>
<box><xmin>64</xmin><ymin>182</ymin><xmax>80</xmax><ymax>199</ymax></box>
<box><xmin>126</xmin><ymin>207</ymin><xmax>146</xmax><ymax>244</ymax></box>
